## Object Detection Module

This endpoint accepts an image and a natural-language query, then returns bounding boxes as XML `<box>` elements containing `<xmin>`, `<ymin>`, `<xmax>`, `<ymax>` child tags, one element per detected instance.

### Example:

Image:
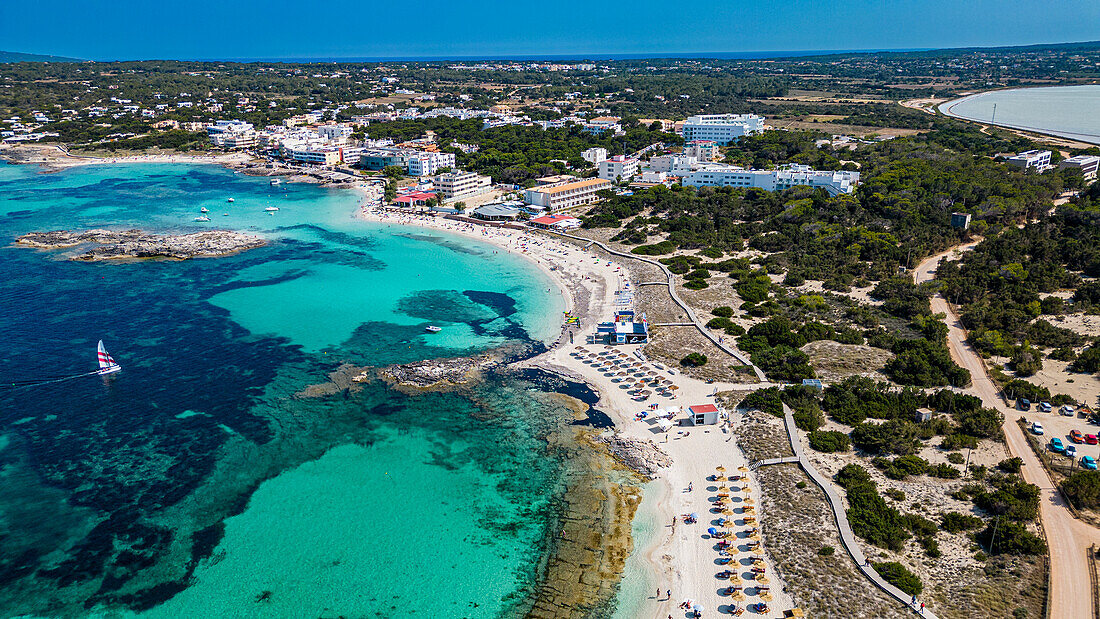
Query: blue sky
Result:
<box><xmin>3</xmin><ymin>0</ymin><xmax>1099</xmax><ymax>60</ymax></box>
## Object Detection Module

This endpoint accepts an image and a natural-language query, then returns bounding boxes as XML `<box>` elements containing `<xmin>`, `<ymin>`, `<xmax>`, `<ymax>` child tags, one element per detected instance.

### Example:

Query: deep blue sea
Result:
<box><xmin>0</xmin><ymin>161</ymin><xmax>598</xmax><ymax>617</ymax></box>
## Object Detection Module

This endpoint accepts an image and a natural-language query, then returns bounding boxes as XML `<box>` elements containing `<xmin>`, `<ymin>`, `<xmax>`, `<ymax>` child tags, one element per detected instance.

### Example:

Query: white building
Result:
<box><xmin>525</xmin><ymin>178</ymin><xmax>613</xmax><ymax>211</ymax></box>
<box><xmin>317</xmin><ymin>124</ymin><xmax>353</xmax><ymax>140</ymax></box>
<box><xmin>649</xmin><ymin>154</ymin><xmax>697</xmax><ymax>176</ymax></box>
<box><xmin>1006</xmin><ymin>150</ymin><xmax>1052</xmax><ymax>172</ymax></box>
<box><xmin>680</xmin><ymin>114</ymin><xmax>765</xmax><ymax>145</ymax></box>
<box><xmin>598</xmin><ymin>155</ymin><xmax>639</xmax><ymax>182</ymax></box>
<box><xmin>582</xmin><ymin>147</ymin><xmax>608</xmax><ymax>164</ymax></box>
<box><xmin>432</xmin><ymin>171</ymin><xmax>492</xmax><ymax>199</ymax></box>
<box><xmin>1059</xmin><ymin>155</ymin><xmax>1100</xmax><ymax>180</ymax></box>
<box><xmin>207</xmin><ymin>120</ymin><xmax>256</xmax><ymax>148</ymax></box>
<box><xmin>640</xmin><ymin>171</ymin><xmax>668</xmax><ymax>183</ymax></box>
<box><xmin>407</xmin><ymin>151</ymin><xmax>457</xmax><ymax>177</ymax></box>
<box><xmin>684</xmin><ymin>164</ymin><xmax>860</xmax><ymax>196</ymax></box>
<box><xmin>683</xmin><ymin>140</ymin><xmax>720</xmax><ymax>161</ymax></box>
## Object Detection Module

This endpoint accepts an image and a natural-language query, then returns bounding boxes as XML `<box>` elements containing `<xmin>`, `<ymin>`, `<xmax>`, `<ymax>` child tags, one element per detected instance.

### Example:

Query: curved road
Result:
<box><xmin>915</xmin><ymin>243</ymin><xmax>1100</xmax><ymax>619</ymax></box>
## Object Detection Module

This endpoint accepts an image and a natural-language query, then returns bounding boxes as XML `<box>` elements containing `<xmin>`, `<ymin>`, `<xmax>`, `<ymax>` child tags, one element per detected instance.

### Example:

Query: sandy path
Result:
<box><xmin>915</xmin><ymin>243</ymin><xmax>1100</xmax><ymax>619</ymax></box>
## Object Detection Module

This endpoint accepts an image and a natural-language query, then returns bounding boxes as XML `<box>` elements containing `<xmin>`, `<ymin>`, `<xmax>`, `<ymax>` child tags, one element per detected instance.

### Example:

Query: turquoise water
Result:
<box><xmin>941</xmin><ymin>85</ymin><xmax>1100</xmax><ymax>145</ymax></box>
<box><xmin>0</xmin><ymin>161</ymin><xmax>582</xmax><ymax>617</ymax></box>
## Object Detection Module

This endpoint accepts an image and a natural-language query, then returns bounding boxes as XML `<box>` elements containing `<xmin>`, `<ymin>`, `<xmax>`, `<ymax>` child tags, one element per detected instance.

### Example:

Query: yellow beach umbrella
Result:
<box><xmin>730</xmin><ymin>590</ymin><xmax>745</xmax><ymax>601</ymax></box>
<box><xmin>721</xmin><ymin>509</ymin><xmax>733</xmax><ymax>516</ymax></box>
<box><xmin>756</xmin><ymin>574</ymin><xmax>769</xmax><ymax>584</ymax></box>
<box><xmin>745</xmin><ymin>498</ymin><xmax>755</xmax><ymax>505</ymax></box>
<box><xmin>760</xmin><ymin>591</ymin><xmax>773</xmax><ymax>601</ymax></box>
<box><xmin>728</xmin><ymin>573</ymin><xmax>741</xmax><ymax>582</ymax></box>
<box><xmin>738</xmin><ymin>466</ymin><xmax>749</xmax><ymax>472</ymax></box>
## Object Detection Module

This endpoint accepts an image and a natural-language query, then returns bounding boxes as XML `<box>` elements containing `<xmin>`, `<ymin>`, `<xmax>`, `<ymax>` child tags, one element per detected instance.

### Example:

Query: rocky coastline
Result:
<box><xmin>14</xmin><ymin>229</ymin><xmax>266</xmax><ymax>261</ymax></box>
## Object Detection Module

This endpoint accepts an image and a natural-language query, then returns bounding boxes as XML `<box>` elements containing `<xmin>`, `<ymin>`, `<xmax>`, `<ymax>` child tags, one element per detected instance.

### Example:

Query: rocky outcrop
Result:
<box><xmin>590</xmin><ymin>431</ymin><xmax>672</xmax><ymax>480</ymax></box>
<box><xmin>14</xmin><ymin>229</ymin><xmax>265</xmax><ymax>261</ymax></box>
<box><xmin>372</xmin><ymin>354</ymin><xmax>502</xmax><ymax>390</ymax></box>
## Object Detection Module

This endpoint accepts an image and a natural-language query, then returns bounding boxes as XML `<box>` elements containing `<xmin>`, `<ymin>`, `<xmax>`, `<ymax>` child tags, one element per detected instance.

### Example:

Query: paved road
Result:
<box><xmin>549</xmin><ymin>231</ymin><xmax>767</xmax><ymax>380</ymax></box>
<box><xmin>915</xmin><ymin>244</ymin><xmax>1100</xmax><ymax>619</ymax></box>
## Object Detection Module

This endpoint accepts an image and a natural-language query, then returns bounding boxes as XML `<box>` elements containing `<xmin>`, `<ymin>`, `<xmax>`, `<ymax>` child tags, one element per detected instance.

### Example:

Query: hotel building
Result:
<box><xmin>680</xmin><ymin>114</ymin><xmax>765</xmax><ymax>145</ymax></box>
<box><xmin>525</xmin><ymin>178</ymin><xmax>613</xmax><ymax>211</ymax></box>
<box><xmin>684</xmin><ymin>164</ymin><xmax>860</xmax><ymax>196</ymax></box>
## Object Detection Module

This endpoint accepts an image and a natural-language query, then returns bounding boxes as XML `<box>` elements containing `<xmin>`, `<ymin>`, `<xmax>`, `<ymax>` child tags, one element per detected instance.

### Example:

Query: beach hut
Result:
<box><xmin>687</xmin><ymin>404</ymin><xmax>720</xmax><ymax>426</ymax></box>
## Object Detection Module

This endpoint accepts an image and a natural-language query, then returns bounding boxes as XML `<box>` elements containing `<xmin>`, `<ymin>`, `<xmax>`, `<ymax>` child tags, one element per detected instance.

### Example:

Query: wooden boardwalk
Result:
<box><xmin>771</xmin><ymin>403</ymin><xmax>940</xmax><ymax>619</ymax></box>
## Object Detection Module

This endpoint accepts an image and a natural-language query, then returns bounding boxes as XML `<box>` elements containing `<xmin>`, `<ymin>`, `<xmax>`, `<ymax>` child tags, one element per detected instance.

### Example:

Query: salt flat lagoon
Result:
<box><xmin>940</xmin><ymin>85</ymin><xmax>1100</xmax><ymax>145</ymax></box>
<box><xmin>0</xmin><ymin>161</ymin><xmax>624</xmax><ymax>617</ymax></box>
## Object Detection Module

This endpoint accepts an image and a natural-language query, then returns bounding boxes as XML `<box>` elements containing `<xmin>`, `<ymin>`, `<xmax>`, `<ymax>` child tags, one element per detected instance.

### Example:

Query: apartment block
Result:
<box><xmin>525</xmin><ymin>178</ymin><xmax>613</xmax><ymax>211</ymax></box>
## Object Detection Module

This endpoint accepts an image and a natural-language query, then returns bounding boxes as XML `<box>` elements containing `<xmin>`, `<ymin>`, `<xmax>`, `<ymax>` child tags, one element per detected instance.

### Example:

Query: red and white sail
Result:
<box><xmin>97</xmin><ymin>340</ymin><xmax>121</xmax><ymax>375</ymax></box>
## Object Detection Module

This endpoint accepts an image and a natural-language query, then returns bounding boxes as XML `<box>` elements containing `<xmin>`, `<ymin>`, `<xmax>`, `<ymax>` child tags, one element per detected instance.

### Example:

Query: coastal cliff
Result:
<box><xmin>14</xmin><ymin>229</ymin><xmax>266</xmax><ymax>261</ymax></box>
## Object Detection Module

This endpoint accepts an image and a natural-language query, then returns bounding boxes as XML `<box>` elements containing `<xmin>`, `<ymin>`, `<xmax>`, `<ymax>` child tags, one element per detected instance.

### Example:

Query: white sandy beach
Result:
<box><xmin>354</xmin><ymin>203</ymin><xmax>796</xmax><ymax>617</ymax></box>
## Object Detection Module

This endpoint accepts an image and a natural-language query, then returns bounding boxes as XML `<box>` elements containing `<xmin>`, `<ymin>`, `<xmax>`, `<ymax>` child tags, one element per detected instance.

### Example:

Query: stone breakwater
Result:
<box><xmin>14</xmin><ymin>229</ymin><xmax>266</xmax><ymax>261</ymax></box>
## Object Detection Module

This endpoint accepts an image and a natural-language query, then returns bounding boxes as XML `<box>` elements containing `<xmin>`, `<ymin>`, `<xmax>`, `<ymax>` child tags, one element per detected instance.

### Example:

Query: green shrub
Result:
<box><xmin>884</xmin><ymin>488</ymin><xmax>906</xmax><ymax>501</ymax></box>
<box><xmin>706</xmin><ymin>316</ymin><xmax>734</xmax><ymax>330</ymax></box>
<box><xmin>792</xmin><ymin>405</ymin><xmax>825</xmax><ymax>432</ymax></box>
<box><xmin>796</xmin><ymin>481</ymin><xmax>808</xmax><ymax>489</ymax></box>
<box><xmin>947</xmin><ymin>453</ymin><xmax>965</xmax><ymax>464</ymax></box>
<box><xmin>1062</xmin><ymin>470</ymin><xmax>1100</xmax><ymax>509</ymax></box>
<box><xmin>921</xmin><ymin>536</ymin><xmax>942</xmax><ymax>557</ymax></box>
<box><xmin>941</xmin><ymin>512</ymin><xmax>984</xmax><ymax>533</ymax></box>
<box><xmin>680</xmin><ymin>352</ymin><xmax>707</xmax><ymax>367</ymax></box>
<box><xmin>851</xmin><ymin>420</ymin><xmax>921</xmax><ymax>455</ymax></box>
<box><xmin>901</xmin><ymin>513</ymin><xmax>938</xmax><ymax>537</ymax></box>
<box><xmin>1071</xmin><ymin>345</ymin><xmax>1100</xmax><ymax>374</ymax></box>
<box><xmin>711</xmin><ymin>306</ymin><xmax>734</xmax><ymax>318</ymax></box>
<box><xmin>818</xmin><ymin>545</ymin><xmax>835</xmax><ymax>556</ymax></box>
<box><xmin>724</xmin><ymin>323</ymin><xmax>746</xmax><ymax>336</ymax></box>
<box><xmin>874</xmin><ymin>455</ymin><xmax>929</xmax><ymax>480</ymax></box>
<box><xmin>941</xmin><ymin>433</ymin><xmax>979</xmax><ymax>450</ymax></box>
<box><xmin>808</xmin><ymin>430</ymin><xmax>851</xmax><ymax>453</ymax></box>
<box><xmin>631</xmin><ymin>240</ymin><xmax>676</xmax><ymax>255</ymax></box>
<box><xmin>741</xmin><ymin>387</ymin><xmax>784</xmax><ymax>417</ymax></box>
<box><xmin>973</xmin><ymin>474</ymin><xmax>1041</xmax><ymax>522</ymax></box>
<box><xmin>998</xmin><ymin>457</ymin><xmax>1023</xmax><ymax>473</ymax></box>
<box><xmin>977</xmin><ymin>522</ymin><xmax>1046</xmax><ymax>555</ymax></box>
<box><xmin>873</xmin><ymin>561</ymin><xmax>923</xmax><ymax>595</ymax></box>
<box><xmin>928</xmin><ymin>463</ymin><xmax>962</xmax><ymax>479</ymax></box>
<box><xmin>684</xmin><ymin>279</ymin><xmax>709</xmax><ymax>290</ymax></box>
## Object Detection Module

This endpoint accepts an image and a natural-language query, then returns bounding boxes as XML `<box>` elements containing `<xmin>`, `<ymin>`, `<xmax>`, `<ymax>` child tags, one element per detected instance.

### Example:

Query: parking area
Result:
<box><xmin>1022</xmin><ymin>404</ymin><xmax>1100</xmax><ymax>465</ymax></box>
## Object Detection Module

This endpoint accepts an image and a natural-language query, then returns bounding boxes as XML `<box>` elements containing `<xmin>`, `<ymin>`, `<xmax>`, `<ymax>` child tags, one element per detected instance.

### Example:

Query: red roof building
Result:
<box><xmin>529</xmin><ymin>214</ymin><xmax>581</xmax><ymax>229</ymax></box>
<box><xmin>393</xmin><ymin>191</ymin><xmax>437</xmax><ymax>206</ymax></box>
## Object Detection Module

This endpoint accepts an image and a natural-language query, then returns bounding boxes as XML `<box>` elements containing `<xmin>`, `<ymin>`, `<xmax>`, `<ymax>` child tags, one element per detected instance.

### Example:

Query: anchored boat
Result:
<box><xmin>425</xmin><ymin>325</ymin><xmax>442</xmax><ymax>333</ymax></box>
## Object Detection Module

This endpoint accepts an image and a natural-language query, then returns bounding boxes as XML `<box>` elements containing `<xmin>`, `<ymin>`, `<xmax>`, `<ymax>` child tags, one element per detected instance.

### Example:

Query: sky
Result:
<box><xmin>2</xmin><ymin>0</ymin><xmax>1099</xmax><ymax>61</ymax></box>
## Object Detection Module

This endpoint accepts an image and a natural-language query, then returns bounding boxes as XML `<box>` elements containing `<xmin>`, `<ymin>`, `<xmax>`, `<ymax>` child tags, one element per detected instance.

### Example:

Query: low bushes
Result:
<box><xmin>873</xmin><ymin>561</ymin><xmax>923</xmax><ymax>595</ymax></box>
<box><xmin>1062</xmin><ymin>470</ymin><xmax>1100</xmax><ymax>509</ymax></box>
<box><xmin>941</xmin><ymin>512</ymin><xmax>984</xmax><ymax>533</ymax></box>
<box><xmin>680</xmin><ymin>352</ymin><xmax>707</xmax><ymax>367</ymax></box>
<box><xmin>834</xmin><ymin>464</ymin><xmax>910</xmax><ymax>551</ymax></box>
<box><xmin>808</xmin><ymin>430</ymin><xmax>850</xmax><ymax>453</ymax></box>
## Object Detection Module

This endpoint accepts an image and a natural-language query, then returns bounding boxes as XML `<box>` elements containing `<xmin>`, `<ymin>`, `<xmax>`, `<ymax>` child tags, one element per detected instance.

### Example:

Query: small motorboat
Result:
<box><xmin>264</xmin><ymin>206</ymin><xmax>279</xmax><ymax>212</ymax></box>
<box><xmin>222</xmin><ymin>213</ymin><xmax>229</xmax><ymax>216</ymax></box>
<box><xmin>194</xmin><ymin>216</ymin><xmax>211</xmax><ymax>222</ymax></box>
<box><xmin>227</xmin><ymin>197</ymin><xmax>235</xmax><ymax>203</ymax></box>
<box><xmin>200</xmin><ymin>207</ymin><xmax>209</xmax><ymax>213</ymax></box>
<box><xmin>270</xmin><ymin>178</ymin><xmax>281</xmax><ymax>185</ymax></box>
<box><xmin>425</xmin><ymin>326</ymin><xmax>442</xmax><ymax>333</ymax></box>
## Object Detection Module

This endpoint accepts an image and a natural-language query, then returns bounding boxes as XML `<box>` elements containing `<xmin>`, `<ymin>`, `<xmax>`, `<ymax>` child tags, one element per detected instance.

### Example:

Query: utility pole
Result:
<box><xmin>991</xmin><ymin>103</ymin><xmax>997</xmax><ymax>127</ymax></box>
<box><xmin>964</xmin><ymin>447</ymin><xmax>973</xmax><ymax>478</ymax></box>
<box><xmin>989</xmin><ymin>513</ymin><xmax>1002</xmax><ymax>553</ymax></box>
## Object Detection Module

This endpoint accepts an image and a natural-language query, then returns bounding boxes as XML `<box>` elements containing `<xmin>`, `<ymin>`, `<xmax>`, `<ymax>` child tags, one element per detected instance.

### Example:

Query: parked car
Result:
<box><xmin>1050</xmin><ymin>437</ymin><xmax>1065</xmax><ymax>453</ymax></box>
<box><xmin>1039</xmin><ymin>401</ymin><xmax>1052</xmax><ymax>413</ymax></box>
<box><xmin>1019</xmin><ymin>398</ymin><xmax>1032</xmax><ymax>411</ymax></box>
<box><xmin>1083</xmin><ymin>456</ymin><xmax>1098</xmax><ymax>470</ymax></box>
<box><xmin>1071</xmin><ymin>429</ymin><xmax>1084</xmax><ymax>443</ymax></box>
<box><xmin>1030</xmin><ymin>422</ymin><xmax>1045</xmax><ymax>435</ymax></box>
<box><xmin>1065</xmin><ymin>445</ymin><xmax>1078</xmax><ymax>458</ymax></box>
<box><xmin>1086</xmin><ymin>434</ymin><xmax>1099</xmax><ymax>445</ymax></box>
<box><xmin>1061</xmin><ymin>405</ymin><xmax>1077</xmax><ymax>416</ymax></box>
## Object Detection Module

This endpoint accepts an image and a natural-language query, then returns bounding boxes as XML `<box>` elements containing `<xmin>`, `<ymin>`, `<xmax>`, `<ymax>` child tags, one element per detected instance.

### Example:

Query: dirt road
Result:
<box><xmin>915</xmin><ymin>243</ymin><xmax>1100</xmax><ymax>619</ymax></box>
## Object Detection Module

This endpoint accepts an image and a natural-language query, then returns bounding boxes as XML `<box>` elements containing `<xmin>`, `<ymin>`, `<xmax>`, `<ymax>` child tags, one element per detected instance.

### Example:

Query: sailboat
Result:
<box><xmin>96</xmin><ymin>340</ymin><xmax>121</xmax><ymax>375</ymax></box>
<box><xmin>227</xmin><ymin>197</ymin><xmax>235</xmax><ymax>203</ymax></box>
